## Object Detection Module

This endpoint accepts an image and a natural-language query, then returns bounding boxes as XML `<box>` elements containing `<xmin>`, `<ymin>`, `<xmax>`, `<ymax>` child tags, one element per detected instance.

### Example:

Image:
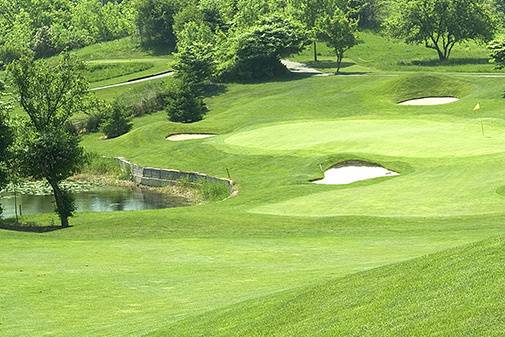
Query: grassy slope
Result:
<box><xmin>71</xmin><ymin>37</ymin><xmax>173</xmax><ymax>88</ymax></box>
<box><xmin>160</xmin><ymin>237</ymin><xmax>505</xmax><ymax>337</ymax></box>
<box><xmin>292</xmin><ymin>31</ymin><xmax>501</xmax><ymax>73</ymax></box>
<box><xmin>3</xmin><ymin>33</ymin><xmax>505</xmax><ymax>336</ymax></box>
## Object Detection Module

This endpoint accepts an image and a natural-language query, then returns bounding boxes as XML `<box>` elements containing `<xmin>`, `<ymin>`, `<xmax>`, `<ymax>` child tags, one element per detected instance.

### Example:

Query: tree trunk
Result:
<box><xmin>435</xmin><ymin>46</ymin><xmax>447</xmax><ymax>62</ymax></box>
<box><xmin>313</xmin><ymin>40</ymin><xmax>318</xmax><ymax>62</ymax></box>
<box><xmin>336</xmin><ymin>53</ymin><xmax>343</xmax><ymax>74</ymax></box>
<box><xmin>47</xmin><ymin>179</ymin><xmax>69</xmax><ymax>227</ymax></box>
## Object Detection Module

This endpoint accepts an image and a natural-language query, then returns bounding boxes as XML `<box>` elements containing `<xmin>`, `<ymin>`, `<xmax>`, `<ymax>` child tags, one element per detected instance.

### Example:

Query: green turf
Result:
<box><xmin>3</xmin><ymin>32</ymin><xmax>505</xmax><ymax>336</ymax></box>
<box><xmin>158</xmin><ymin>237</ymin><xmax>505</xmax><ymax>336</ymax></box>
<box><xmin>292</xmin><ymin>31</ymin><xmax>503</xmax><ymax>73</ymax></box>
<box><xmin>70</xmin><ymin>37</ymin><xmax>174</xmax><ymax>88</ymax></box>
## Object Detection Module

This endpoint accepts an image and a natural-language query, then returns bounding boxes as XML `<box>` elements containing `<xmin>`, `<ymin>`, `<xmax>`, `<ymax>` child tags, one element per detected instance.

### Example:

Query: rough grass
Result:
<box><xmin>85</xmin><ymin>62</ymin><xmax>153</xmax><ymax>83</ymax></box>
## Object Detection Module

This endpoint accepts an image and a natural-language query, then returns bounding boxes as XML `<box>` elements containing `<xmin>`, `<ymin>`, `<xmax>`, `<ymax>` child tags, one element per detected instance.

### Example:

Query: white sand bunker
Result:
<box><xmin>166</xmin><ymin>133</ymin><xmax>215</xmax><ymax>141</ymax></box>
<box><xmin>399</xmin><ymin>97</ymin><xmax>459</xmax><ymax>106</ymax></box>
<box><xmin>313</xmin><ymin>161</ymin><xmax>399</xmax><ymax>185</ymax></box>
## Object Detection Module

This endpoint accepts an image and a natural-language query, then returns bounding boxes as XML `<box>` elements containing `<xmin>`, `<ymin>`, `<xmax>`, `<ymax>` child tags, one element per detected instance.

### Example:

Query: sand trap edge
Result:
<box><xmin>312</xmin><ymin>160</ymin><xmax>400</xmax><ymax>185</ymax></box>
<box><xmin>166</xmin><ymin>133</ymin><xmax>216</xmax><ymax>141</ymax></box>
<box><xmin>398</xmin><ymin>97</ymin><xmax>460</xmax><ymax>106</ymax></box>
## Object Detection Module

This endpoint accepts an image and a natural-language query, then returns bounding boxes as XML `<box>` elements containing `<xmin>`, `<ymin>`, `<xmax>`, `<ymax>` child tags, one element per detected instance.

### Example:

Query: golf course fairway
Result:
<box><xmin>4</xmin><ymin>53</ymin><xmax>505</xmax><ymax>336</ymax></box>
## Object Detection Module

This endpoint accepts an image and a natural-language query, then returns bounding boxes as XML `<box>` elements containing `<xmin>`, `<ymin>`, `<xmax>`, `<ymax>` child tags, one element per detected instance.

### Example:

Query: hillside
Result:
<box><xmin>157</xmin><ymin>237</ymin><xmax>505</xmax><ymax>336</ymax></box>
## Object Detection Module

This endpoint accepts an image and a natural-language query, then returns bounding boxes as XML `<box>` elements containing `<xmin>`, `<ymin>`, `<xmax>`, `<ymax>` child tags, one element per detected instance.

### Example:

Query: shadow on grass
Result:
<box><xmin>204</xmin><ymin>83</ymin><xmax>228</xmax><ymax>98</ymax></box>
<box><xmin>404</xmin><ymin>58</ymin><xmax>490</xmax><ymax>67</ymax></box>
<box><xmin>0</xmin><ymin>219</ymin><xmax>68</xmax><ymax>233</ymax></box>
<box><xmin>305</xmin><ymin>60</ymin><xmax>355</xmax><ymax>69</ymax></box>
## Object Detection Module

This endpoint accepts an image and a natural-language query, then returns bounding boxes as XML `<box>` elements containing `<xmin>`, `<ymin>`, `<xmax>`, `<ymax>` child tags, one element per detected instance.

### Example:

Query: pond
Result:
<box><xmin>0</xmin><ymin>187</ymin><xmax>191</xmax><ymax>218</ymax></box>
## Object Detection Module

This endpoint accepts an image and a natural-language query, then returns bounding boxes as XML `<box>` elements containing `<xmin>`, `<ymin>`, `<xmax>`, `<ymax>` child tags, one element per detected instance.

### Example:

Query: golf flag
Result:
<box><xmin>474</xmin><ymin>103</ymin><xmax>484</xmax><ymax>136</ymax></box>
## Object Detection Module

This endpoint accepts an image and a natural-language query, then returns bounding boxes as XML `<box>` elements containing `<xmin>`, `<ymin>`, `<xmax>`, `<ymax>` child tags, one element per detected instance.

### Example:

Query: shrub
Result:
<box><xmin>489</xmin><ymin>39</ymin><xmax>505</xmax><ymax>68</ymax></box>
<box><xmin>101</xmin><ymin>102</ymin><xmax>133</xmax><ymax>139</ymax></box>
<box><xmin>200</xmin><ymin>180</ymin><xmax>230</xmax><ymax>201</ymax></box>
<box><xmin>82</xmin><ymin>97</ymin><xmax>110</xmax><ymax>133</ymax></box>
<box><xmin>115</xmin><ymin>81</ymin><xmax>170</xmax><ymax>117</ymax></box>
<box><xmin>174</xmin><ymin>24</ymin><xmax>216</xmax><ymax>89</ymax></box>
<box><xmin>166</xmin><ymin>80</ymin><xmax>207</xmax><ymax>123</ymax></box>
<box><xmin>220</xmin><ymin>13</ymin><xmax>309</xmax><ymax>80</ymax></box>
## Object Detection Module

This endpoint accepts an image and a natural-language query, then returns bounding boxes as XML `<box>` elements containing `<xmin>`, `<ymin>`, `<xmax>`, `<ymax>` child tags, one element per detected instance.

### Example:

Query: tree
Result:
<box><xmin>385</xmin><ymin>0</ymin><xmax>496</xmax><ymax>61</ymax></box>
<box><xmin>101</xmin><ymin>101</ymin><xmax>133</xmax><ymax>139</ymax></box>
<box><xmin>166</xmin><ymin>79</ymin><xmax>208</xmax><ymax>123</ymax></box>
<box><xmin>223</xmin><ymin>14</ymin><xmax>309</xmax><ymax>80</ymax></box>
<box><xmin>316</xmin><ymin>9</ymin><xmax>358</xmax><ymax>73</ymax></box>
<box><xmin>489</xmin><ymin>39</ymin><xmax>505</xmax><ymax>68</ymax></box>
<box><xmin>290</xmin><ymin>0</ymin><xmax>331</xmax><ymax>62</ymax></box>
<box><xmin>174</xmin><ymin>22</ymin><xmax>216</xmax><ymax>88</ymax></box>
<box><xmin>8</xmin><ymin>54</ymin><xmax>87</xmax><ymax>227</ymax></box>
<box><xmin>0</xmin><ymin>81</ymin><xmax>14</xmax><ymax>217</ymax></box>
<box><xmin>135</xmin><ymin>0</ymin><xmax>182</xmax><ymax>48</ymax></box>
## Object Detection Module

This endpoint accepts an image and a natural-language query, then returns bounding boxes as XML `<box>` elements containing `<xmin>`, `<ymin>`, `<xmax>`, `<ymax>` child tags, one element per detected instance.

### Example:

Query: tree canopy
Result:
<box><xmin>316</xmin><ymin>9</ymin><xmax>359</xmax><ymax>73</ymax></box>
<box><xmin>385</xmin><ymin>0</ymin><xmax>496</xmax><ymax>61</ymax></box>
<box><xmin>8</xmin><ymin>54</ymin><xmax>88</xmax><ymax>227</ymax></box>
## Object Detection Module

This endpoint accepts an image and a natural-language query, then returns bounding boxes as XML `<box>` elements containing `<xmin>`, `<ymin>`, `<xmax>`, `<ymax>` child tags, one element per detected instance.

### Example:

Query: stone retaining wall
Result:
<box><xmin>116</xmin><ymin>157</ymin><xmax>234</xmax><ymax>194</ymax></box>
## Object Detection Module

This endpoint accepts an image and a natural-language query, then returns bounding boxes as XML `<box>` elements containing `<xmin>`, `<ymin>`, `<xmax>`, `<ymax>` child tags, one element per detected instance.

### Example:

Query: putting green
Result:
<box><xmin>222</xmin><ymin>119</ymin><xmax>505</xmax><ymax>158</ymax></box>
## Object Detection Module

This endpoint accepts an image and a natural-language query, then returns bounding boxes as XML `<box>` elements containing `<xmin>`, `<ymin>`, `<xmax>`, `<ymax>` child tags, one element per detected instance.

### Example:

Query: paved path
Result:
<box><xmin>90</xmin><ymin>61</ymin><xmax>505</xmax><ymax>92</ymax></box>
<box><xmin>91</xmin><ymin>71</ymin><xmax>173</xmax><ymax>91</ymax></box>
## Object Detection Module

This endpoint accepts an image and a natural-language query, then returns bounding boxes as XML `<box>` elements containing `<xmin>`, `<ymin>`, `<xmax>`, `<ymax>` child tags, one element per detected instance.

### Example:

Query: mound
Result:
<box><xmin>152</xmin><ymin>238</ymin><xmax>505</xmax><ymax>336</ymax></box>
<box><xmin>388</xmin><ymin>74</ymin><xmax>471</xmax><ymax>103</ymax></box>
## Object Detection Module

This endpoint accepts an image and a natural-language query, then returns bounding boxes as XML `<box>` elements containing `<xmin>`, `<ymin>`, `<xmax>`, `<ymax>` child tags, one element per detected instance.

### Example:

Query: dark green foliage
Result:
<box><xmin>0</xmin><ymin>98</ymin><xmax>14</xmax><ymax>217</ymax></box>
<box><xmin>8</xmin><ymin>54</ymin><xmax>88</xmax><ymax>227</ymax></box>
<box><xmin>316</xmin><ymin>9</ymin><xmax>358</xmax><ymax>73</ymax></box>
<box><xmin>16</xmin><ymin>128</ymin><xmax>84</xmax><ymax>225</ymax></box>
<box><xmin>135</xmin><ymin>0</ymin><xmax>181</xmax><ymax>49</ymax></box>
<box><xmin>174</xmin><ymin>22</ymin><xmax>216</xmax><ymax>89</ymax></box>
<box><xmin>101</xmin><ymin>102</ymin><xmax>133</xmax><ymax>139</ymax></box>
<box><xmin>347</xmin><ymin>0</ymin><xmax>385</xmax><ymax>29</ymax></box>
<box><xmin>385</xmin><ymin>0</ymin><xmax>496</xmax><ymax>61</ymax></box>
<box><xmin>166</xmin><ymin>80</ymin><xmax>208</xmax><ymax>123</ymax></box>
<box><xmin>489</xmin><ymin>39</ymin><xmax>505</xmax><ymax>68</ymax></box>
<box><xmin>173</xmin><ymin>4</ymin><xmax>206</xmax><ymax>37</ymax></box>
<box><xmin>222</xmin><ymin>14</ymin><xmax>309</xmax><ymax>80</ymax></box>
<box><xmin>115</xmin><ymin>81</ymin><xmax>171</xmax><ymax>117</ymax></box>
<box><xmin>82</xmin><ymin>97</ymin><xmax>110</xmax><ymax>133</ymax></box>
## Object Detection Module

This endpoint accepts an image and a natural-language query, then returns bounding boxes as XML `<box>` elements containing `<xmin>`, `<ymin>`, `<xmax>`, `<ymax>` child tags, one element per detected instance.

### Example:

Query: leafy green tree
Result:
<box><xmin>0</xmin><ymin>82</ymin><xmax>14</xmax><ymax>217</ymax></box>
<box><xmin>135</xmin><ymin>0</ymin><xmax>182</xmax><ymax>48</ymax></box>
<box><xmin>385</xmin><ymin>0</ymin><xmax>496</xmax><ymax>61</ymax></box>
<box><xmin>489</xmin><ymin>39</ymin><xmax>505</xmax><ymax>68</ymax></box>
<box><xmin>101</xmin><ymin>101</ymin><xmax>133</xmax><ymax>139</ymax></box>
<box><xmin>290</xmin><ymin>0</ymin><xmax>331</xmax><ymax>62</ymax></box>
<box><xmin>9</xmin><ymin>54</ymin><xmax>88</xmax><ymax>227</ymax></box>
<box><xmin>316</xmin><ymin>9</ymin><xmax>358</xmax><ymax>73</ymax></box>
<box><xmin>174</xmin><ymin>22</ymin><xmax>216</xmax><ymax>88</ymax></box>
<box><xmin>0</xmin><ymin>9</ymin><xmax>33</xmax><ymax>64</ymax></box>
<box><xmin>173</xmin><ymin>4</ymin><xmax>206</xmax><ymax>37</ymax></box>
<box><xmin>223</xmin><ymin>14</ymin><xmax>309</xmax><ymax>80</ymax></box>
<box><xmin>166</xmin><ymin>79</ymin><xmax>208</xmax><ymax>123</ymax></box>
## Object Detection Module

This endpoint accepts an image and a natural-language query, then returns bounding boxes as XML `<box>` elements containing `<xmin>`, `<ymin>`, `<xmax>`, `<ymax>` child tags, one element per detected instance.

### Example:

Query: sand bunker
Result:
<box><xmin>399</xmin><ymin>97</ymin><xmax>459</xmax><ymax>106</ymax></box>
<box><xmin>166</xmin><ymin>134</ymin><xmax>215</xmax><ymax>141</ymax></box>
<box><xmin>313</xmin><ymin>161</ymin><xmax>399</xmax><ymax>185</ymax></box>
